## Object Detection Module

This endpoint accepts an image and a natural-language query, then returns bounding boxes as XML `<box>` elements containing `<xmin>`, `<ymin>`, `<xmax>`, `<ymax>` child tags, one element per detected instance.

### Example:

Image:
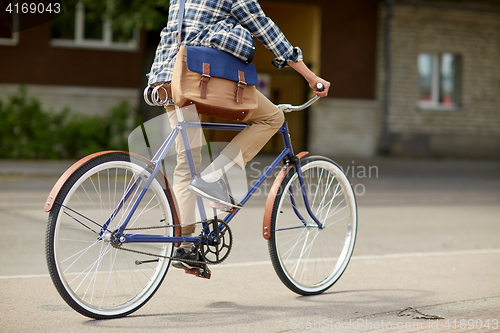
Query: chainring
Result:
<box><xmin>200</xmin><ymin>219</ymin><xmax>232</xmax><ymax>264</ymax></box>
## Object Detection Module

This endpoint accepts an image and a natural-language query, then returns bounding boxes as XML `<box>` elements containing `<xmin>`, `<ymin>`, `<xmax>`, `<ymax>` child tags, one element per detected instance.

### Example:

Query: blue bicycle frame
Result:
<box><xmin>107</xmin><ymin>106</ymin><xmax>323</xmax><ymax>246</ymax></box>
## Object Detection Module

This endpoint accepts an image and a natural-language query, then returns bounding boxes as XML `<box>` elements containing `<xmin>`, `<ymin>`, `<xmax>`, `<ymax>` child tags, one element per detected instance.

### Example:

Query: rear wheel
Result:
<box><xmin>268</xmin><ymin>156</ymin><xmax>357</xmax><ymax>295</ymax></box>
<box><xmin>46</xmin><ymin>154</ymin><xmax>175</xmax><ymax>319</ymax></box>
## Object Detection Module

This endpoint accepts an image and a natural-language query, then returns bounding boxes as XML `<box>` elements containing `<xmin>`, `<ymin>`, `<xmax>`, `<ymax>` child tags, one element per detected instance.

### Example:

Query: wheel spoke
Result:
<box><xmin>291</xmin><ymin>231</ymin><xmax>311</xmax><ymax>278</ymax></box>
<box><xmin>100</xmin><ymin>246</ymin><xmax>119</xmax><ymax>308</ymax></box>
<box><xmin>281</xmin><ymin>228</ymin><xmax>308</xmax><ymax>265</ymax></box>
<box><xmin>61</xmin><ymin>239</ymin><xmax>101</xmax><ymax>268</ymax></box>
<box><xmin>316</xmin><ymin>183</ymin><xmax>341</xmax><ymax>221</ymax></box>
<box><xmin>298</xmin><ymin>229</ymin><xmax>321</xmax><ymax>283</ymax></box>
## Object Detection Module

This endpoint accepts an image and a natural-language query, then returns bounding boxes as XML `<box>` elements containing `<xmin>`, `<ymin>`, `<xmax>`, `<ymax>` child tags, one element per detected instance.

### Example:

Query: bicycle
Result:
<box><xmin>44</xmin><ymin>84</ymin><xmax>358</xmax><ymax>319</ymax></box>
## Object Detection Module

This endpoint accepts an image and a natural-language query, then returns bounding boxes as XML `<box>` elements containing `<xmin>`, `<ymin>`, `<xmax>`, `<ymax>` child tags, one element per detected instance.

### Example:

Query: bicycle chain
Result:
<box><xmin>111</xmin><ymin>242</ymin><xmax>204</xmax><ymax>264</ymax></box>
<box><xmin>110</xmin><ymin>219</ymin><xmax>225</xmax><ymax>265</ymax></box>
<box><xmin>122</xmin><ymin>219</ymin><xmax>202</xmax><ymax>231</ymax></box>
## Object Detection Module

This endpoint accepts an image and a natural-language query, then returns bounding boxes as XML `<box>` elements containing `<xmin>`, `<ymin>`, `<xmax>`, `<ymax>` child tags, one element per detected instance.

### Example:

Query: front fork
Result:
<box><xmin>286</xmin><ymin>157</ymin><xmax>324</xmax><ymax>230</ymax></box>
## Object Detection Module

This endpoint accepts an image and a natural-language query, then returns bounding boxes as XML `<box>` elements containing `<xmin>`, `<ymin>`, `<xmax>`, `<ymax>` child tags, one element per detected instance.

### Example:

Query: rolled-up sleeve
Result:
<box><xmin>231</xmin><ymin>0</ymin><xmax>303</xmax><ymax>68</ymax></box>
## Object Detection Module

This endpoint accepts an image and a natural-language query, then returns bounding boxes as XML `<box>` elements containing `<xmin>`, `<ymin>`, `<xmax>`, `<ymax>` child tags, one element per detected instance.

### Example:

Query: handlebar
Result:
<box><xmin>277</xmin><ymin>95</ymin><xmax>320</xmax><ymax>113</ymax></box>
<box><xmin>143</xmin><ymin>82</ymin><xmax>324</xmax><ymax>111</ymax></box>
<box><xmin>277</xmin><ymin>83</ymin><xmax>323</xmax><ymax>113</ymax></box>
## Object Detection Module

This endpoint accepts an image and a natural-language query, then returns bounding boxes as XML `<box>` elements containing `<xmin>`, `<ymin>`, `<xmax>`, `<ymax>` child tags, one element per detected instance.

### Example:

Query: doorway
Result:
<box><xmin>202</xmin><ymin>2</ymin><xmax>321</xmax><ymax>154</ymax></box>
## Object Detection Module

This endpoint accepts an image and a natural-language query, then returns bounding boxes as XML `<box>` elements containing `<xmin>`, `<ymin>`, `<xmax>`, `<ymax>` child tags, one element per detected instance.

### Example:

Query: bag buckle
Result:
<box><xmin>235</xmin><ymin>78</ymin><xmax>247</xmax><ymax>104</ymax></box>
<box><xmin>199</xmin><ymin>72</ymin><xmax>211</xmax><ymax>99</ymax></box>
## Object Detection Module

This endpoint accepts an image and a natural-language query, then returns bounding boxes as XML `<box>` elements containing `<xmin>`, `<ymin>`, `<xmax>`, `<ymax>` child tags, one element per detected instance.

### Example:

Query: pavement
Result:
<box><xmin>0</xmin><ymin>155</ymin><xmax>499</xmax><ymax>332</ymax></box>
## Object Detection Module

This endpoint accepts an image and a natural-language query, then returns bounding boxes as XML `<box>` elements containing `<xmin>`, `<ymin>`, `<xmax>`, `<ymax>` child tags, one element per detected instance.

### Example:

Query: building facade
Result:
<box><xmin>310</xmin><ymin>0</ymin><xmax>500</xmax><ymax>159</ymax></box>
<box><xmin>379</xmin><ymin>0</ymin><xmax>500</xmax><ymax>158</ymax></box>
<box><xmin>1</xmin><ymin>0</ymin><xmax>499</xmax><ymax>158</ymax></box>
<box><xmin>0</xmin><ymin>3</ymin><xmax>146</xmax><ymax>114</ymax></box>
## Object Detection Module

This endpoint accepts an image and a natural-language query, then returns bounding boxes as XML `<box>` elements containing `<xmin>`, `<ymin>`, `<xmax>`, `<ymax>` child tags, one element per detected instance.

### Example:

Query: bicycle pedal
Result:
<box><xmin>185</xmin><ymin>266</ymin><xmax>211</xmax><ymax>279</ymax></box>
<box><xmin>209</xmin><ymin>201</ymin><xmax>237</xmax><ymax>213</ymax></box>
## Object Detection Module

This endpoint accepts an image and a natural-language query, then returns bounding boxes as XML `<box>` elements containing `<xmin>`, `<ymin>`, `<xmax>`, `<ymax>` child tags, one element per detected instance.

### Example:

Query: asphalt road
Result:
<box><xmin>0</xmin><ymin>157</ymin><xmax>499</xmax><ymax>332</ymax></box>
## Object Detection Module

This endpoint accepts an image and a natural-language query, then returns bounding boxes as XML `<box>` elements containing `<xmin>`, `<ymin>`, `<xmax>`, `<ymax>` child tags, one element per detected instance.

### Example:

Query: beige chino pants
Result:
<box><xmin>164</xmin><ymin>90</ymin><xmax>284</xmax><ymax>234</ymax></box>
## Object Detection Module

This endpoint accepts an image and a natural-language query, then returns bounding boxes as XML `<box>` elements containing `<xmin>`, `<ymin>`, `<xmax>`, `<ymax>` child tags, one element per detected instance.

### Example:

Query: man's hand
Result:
<box><xmin>287</xmin><ymin>61</ymin><xmax>330</xmax><ymax>98</ymax></box>
<box><xmin>310</xmin><ymin>78</ymin><xmax>330</xmax><ymax>98</ymax></box>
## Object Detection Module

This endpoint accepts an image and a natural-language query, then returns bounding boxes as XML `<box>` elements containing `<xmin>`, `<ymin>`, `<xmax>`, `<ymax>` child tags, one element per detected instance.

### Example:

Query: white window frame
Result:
<box><xmin>0</xmin><ymin>12</ymin><xmax>19</xmax><ymax>46</ymax></box>
<box><xmin>418</xmin><ymin>53</ymin><xmax>460</xmax><ymax>111</ymax></box>
<box><xmin>50</xmin><ymin>3</ymin><xmax>139</xmax><ymax>51</ymax></box>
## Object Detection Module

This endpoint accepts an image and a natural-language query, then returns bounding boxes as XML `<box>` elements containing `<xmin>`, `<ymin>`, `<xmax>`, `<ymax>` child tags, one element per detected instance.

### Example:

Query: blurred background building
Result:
<box><xmin>1</xmin><ymin>0</ymin><xmax>499</xmax><ymax>158</ymax></box>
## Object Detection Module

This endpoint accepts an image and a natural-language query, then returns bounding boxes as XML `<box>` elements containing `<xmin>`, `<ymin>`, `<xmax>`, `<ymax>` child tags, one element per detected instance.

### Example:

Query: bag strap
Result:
<box><xmin>176</xmin><ymin>0</ymin><xmax>186</xmax><ymax>51</ymax></box>
<box><xmin>235</xmin><ymin>70</ymin><xmax>246</xmax><ymax>104</ymax></box>
<box><xmin>200</xmin><ymin>63</ymin><xmax>210</xmax><ymax>99</ymax></box>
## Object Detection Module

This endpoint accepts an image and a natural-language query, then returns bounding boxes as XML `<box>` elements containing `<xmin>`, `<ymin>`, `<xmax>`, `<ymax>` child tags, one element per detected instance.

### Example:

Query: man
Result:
<box><xmin>147</xmin><ymin>0</ymin><xmax>330</xmax><ymax>272</ymax></box>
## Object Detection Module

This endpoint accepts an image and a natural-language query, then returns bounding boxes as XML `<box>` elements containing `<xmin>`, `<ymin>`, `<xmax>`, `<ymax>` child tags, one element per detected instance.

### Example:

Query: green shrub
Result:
<box><xmin>0</xmin><ymin>86</ymin><xmax>140</xmax><ymax>159</ymax></box>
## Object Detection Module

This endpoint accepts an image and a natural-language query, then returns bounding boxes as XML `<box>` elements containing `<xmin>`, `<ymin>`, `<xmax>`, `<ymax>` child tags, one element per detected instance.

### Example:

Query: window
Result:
<box><xmin>0</xmin><ymin>12</ymin><xmax>18</xmax><ymax>46</ymax></box>
<box><xmin>51</xmin><ymin>3</ymin><xmax>138</xmax><ymax>50</ymax></box>
<box><xmin>418</xmin><ymin>53</ymin><xmax>461</xmax><ymax>110</ymax></box>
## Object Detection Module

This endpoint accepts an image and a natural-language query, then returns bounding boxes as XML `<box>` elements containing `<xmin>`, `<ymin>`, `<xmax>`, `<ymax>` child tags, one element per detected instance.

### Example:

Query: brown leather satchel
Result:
<box><xmin>170</xmin><ymin>0</ymin><xmax>258</xmax><ymax>121</ymax></box>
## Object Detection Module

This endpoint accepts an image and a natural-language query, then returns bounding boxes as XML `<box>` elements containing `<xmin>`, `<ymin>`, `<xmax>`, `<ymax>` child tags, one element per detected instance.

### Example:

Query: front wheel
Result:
<box><xmin>268</xmin><ymin>156</ymin><xmax>357</xmax><ymax>295</ymax></box>
<box><xmin>45</xmin><ymin>154</ymin><xmax>176</xmax><ymax>319</ymax></box>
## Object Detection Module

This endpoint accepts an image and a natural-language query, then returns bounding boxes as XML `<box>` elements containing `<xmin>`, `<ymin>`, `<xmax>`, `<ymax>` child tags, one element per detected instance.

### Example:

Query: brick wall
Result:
<box><xmin>0</xmin><ymin>22</ymin><xmax>145</xmax><ymax>88</ymax></box>
<box><xmin>309</xmin><ymin>98</ymin><xmax>381</xmax><ymax>158</ymax></box>
<box><xmin>379</xmin><ymin>2</ymin><xmax>500</xmax><ymax>158</ymax></box>
<box><xmin>0</xmin><ymin>84</ymin><xmax>139</xmax><ymax>115</ymax></box>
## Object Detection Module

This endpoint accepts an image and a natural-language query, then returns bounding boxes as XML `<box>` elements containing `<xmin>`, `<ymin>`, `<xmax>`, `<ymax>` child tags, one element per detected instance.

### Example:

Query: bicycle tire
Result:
<box><xmin>268</xmin><ymin>156</ymin><xmax>357</xmax><ymax>295</ymax></box>
<box><xmin>46</xmin><ymin>154</ymin><xmax>175</xmax><ymax>319</ymax></box>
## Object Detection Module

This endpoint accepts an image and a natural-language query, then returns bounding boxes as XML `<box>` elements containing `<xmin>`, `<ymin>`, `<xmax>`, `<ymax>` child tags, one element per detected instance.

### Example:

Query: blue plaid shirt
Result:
<box><xmin>147</xmin><ymin>0</ymin><xmax>303</xmax><ymax>85</ymax></box>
